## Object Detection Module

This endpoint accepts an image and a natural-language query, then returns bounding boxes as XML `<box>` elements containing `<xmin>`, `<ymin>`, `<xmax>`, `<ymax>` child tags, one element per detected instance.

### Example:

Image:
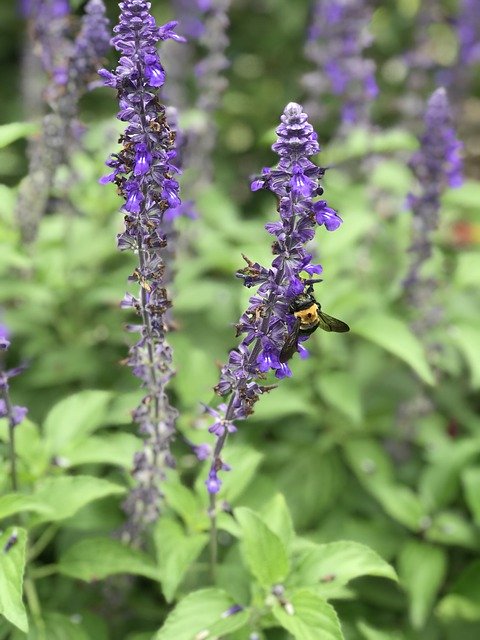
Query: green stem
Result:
<box><xmin>1</xmin><ymin>388</ymin><xmax>18</xmax><ymax>491</ymax></box>
<box><xmin>209</xmin><ymin>492</ymin><xmax>217</xmax><ymax>583</ymax></box>
<box><xmin>24</xmin><ymin>574</ymin><xmax>46</xmax><ymax>640</ymax></box>
<box><xmin>28</xmin><ymin>525</ymin><xmax>58</xmax><ymax>561</ymax></box>
<box><xmin>29</xmin><ymin>564</ymin><xmax>58</xmax><ymax>580</ymax></box>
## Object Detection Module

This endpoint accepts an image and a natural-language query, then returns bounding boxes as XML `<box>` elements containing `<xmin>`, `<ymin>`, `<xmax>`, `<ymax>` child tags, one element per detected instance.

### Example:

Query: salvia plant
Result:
<box><xmin>16</xmin><ymin>0</ymin><xmax>110</xmax><ymax>243</ymax></box>
<box><xmin>302</xmin><ymin>0</ymin><xmax>377</xmax><ymax>128</ymax></box>
<box><xmin>404</xmin><ymin>87</ymin><xmax>463</xmax><ymax>327</ymax></box>
<box><xmin>99</xmin><ymin>0</ymin><xmax>184</xmax><ymax>542</ymax></box>
<box><xmin>1</xmin><ymin>0</ymin><xmax>480</xmax><ymax>639</ymax></box>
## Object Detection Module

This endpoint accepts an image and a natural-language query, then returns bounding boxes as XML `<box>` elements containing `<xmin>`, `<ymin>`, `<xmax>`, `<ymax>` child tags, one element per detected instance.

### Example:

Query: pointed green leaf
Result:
<box><xmin>420</xmin><ymin>439</ymin><xmax>480</xmax><ymax>511</ymax></box>
<box><xmin>0</xmin><ymin>122</ymin><xmax>37</xmax><ymax>149</ymax></box>
<box><xmin>260</xmin><ymin>494</ymin><xmax>295</xmax><ymax>551</ymax></box>
<box><xmin>436</xmin><ymin>560</ymin><xmax>480</xmax><ymax>621</ymax></box>
<box><xmin>58</xmin><ymin>537</ymin><xmax>158</xmax><ymax>581</ymax></box>
<box><xmin>353</xmin><ymin>314</ymin><xmax>435</xmax><ymax>385</ymax></box>
<box><xmin>273</xmin><ymin>589</ymin><xmax>344</xmax><ymax>640</ymax></box>
<box><xmin>357</xmin><ymin>620</ymin><xmax>405</xmax><ymax>640</ymax></box>
<box><xmin>398</xmin><ymin>541</ymin><xmax>447</xmax><ymax>629</ymax></box>
<box><xmin>0</xmin><ymin>494</ymin><xmax>51</xmax><ymax>521</ymax></box>
<box><xmin>155</xmin><ymin>588</ymin><xmax>248</xmax><ymax>640</ymax></box>
<box><xmin>293</xmin><ymin>541</ymin><xmax>397</xmax><ymax>596</ymax></box>
<box><xmin>30</xmin><ymin>476</ymin><xmax>125</xmax><ymax>525</ymax></box>
<box><xmin>43</xmin><ymin>391</ymin><xmax>113</xmax><ymax>454</ymax></box>
<box><xmin>163</xmin><ymin>481</ymin><xmax>208</xmax><ymax>533</ymax></box>
<box><xmin>0</xmin><ymin>528</ymin><xmax>28</xmax><ymax>632</ymax></box>
<box><xmin>425</xmin><ymin>511</ymin><xmax>479</xmax><ymax>549</ymax></box>
<box><xmin>235</xmin><ymin>507</ymin><xmax>290</xmax><ymax>589</ymax></box>
<box><xmin>370</xmin><ymin>483</ymin><xmax>427</xmax><ymax>531</ymax></box>
<box><xmin>316</xmin><ymin>371</ymin><xmax>362</xmax><ymax>424</ymax></box>
<box><xmin>451</xmin><ymin>324</ymin><xmax>480</xmax><ymax>389</ymax></box>
<box><xmin>64</xmin><ymin>433</ymin><xmax>140</xmax><ymax>468</ymax></box>
<box><xmin>219</xmin><ymin>446</ymin><xmax>264</xmax><ymax>504</ymax></box>
<box><xmin>462</xmin><ymin>467</ymin><xmax>480</xmax><ymax>525</ymax></box>
<box><xmin>154</xmin><ymin>518</ymin><xmax>208</xmax><ymax>602</ymax></box>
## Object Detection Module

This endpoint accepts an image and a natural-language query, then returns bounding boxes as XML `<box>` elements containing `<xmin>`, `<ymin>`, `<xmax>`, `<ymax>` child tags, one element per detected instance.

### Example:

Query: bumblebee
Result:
<box><xmin>279</xmin><ymin>285</ymin><xmax>349</xmax><ymax>362</ymax></box>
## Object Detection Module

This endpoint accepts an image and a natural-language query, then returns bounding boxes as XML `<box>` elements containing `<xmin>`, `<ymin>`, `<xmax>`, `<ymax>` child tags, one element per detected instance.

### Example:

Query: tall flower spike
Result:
<box><xmin>404</xmin><ymin>88</ymin><xmax>463</xmax><ymax>324</ymax></box>
<box><xmin>188</xmin><ymin>0</ymin><xmax>231</xmax><ymax>184</ymax></box>
<box><xmin>16</xmin><ymin>0</ymin><xmax>110</xmax><ymax>243</ymax></box>
<box><xmin>99</xmin><ymin>1</ymin><xmax>184</xmax><ymax>543</ymax></box>
<box><xmin>302</xmin><ymin>0</ymin><xmax>377</xmax><ymax>128</ymax></box>
<box><xmin>203</xmin><ymin>103</ymin><xmax>344</xmax><ymax>493</ymax></box>
<box><xmin>457</xmin><ymin>0</ymin><xmax>480</xmax><ymax>67</ymax></box>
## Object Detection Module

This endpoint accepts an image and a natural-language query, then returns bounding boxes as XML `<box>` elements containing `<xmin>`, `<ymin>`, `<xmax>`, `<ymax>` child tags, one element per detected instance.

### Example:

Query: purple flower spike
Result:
<box><xmin>100</xmin><ymin>0</ymin><xmax>183</xmax><ymax>543</ymax></box>
<box><xmin>302</xmin><ymin>0</ymin><xmax>377</xmax><ymax>128</ymax></box>
<box><xmin>203</xmin><ymin>103</ymin><xmax>345</xmax><ymax>493</ymax></box>
<box><xmin>404</xmin><ymin>88</ymin><xmax>463</xmax><ymax>308</ymax></box>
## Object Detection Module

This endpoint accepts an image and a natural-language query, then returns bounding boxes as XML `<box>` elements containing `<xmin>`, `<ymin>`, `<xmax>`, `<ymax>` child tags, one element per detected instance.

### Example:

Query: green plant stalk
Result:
<box><xmin>1</xmin><ymin>387</ymin><xmax>18</xmax><ymax>491</ymax></box>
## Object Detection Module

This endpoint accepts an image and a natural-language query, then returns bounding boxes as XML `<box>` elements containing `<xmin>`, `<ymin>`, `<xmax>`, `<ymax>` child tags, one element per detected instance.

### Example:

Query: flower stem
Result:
<box><xmin>1</xmin><ymin>387</ymin><xmax>18</xmax><ymax>491</ymax></box>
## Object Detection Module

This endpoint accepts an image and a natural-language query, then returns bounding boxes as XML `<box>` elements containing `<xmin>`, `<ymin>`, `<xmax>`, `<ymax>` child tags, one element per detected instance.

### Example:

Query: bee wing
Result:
<box><xmin>317</xmin><ymin>311</ymin><xmax>350</xmax><ymax>333</ymax></box>
<box><xmin>279</xmin><ymin>318</ymin><xmax>301</xmax><ymax>362</ymax></box>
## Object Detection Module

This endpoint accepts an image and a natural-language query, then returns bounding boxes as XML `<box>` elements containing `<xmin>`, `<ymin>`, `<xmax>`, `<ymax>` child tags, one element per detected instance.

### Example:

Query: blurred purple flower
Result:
<box><xmin>100</xmin><ymin>0</ymin><xmax>184</xmax><ymax>541</ymax></box>
<box><xmin>404</xmin><ymin>88</ymin><xmax>463</xmax><ymax>305</ymax></box>
<box><xmin>302</xmin><ymin>0</ymin><xmax>377</xmax><ymax>128</ymax></box>
<box><xmin>204</xmin><ymin>103</ymin><xmax>343</xmax><ymax>493</ymax></box>
<box><xmin>16</xmin><ymin>0</ymin><xmax>110</xmax><ymax>243</ymax></box>
<box><xmin>457</xmin><ymin>0</ymin><xmax>480</xmax><ymax>66</ymax></box>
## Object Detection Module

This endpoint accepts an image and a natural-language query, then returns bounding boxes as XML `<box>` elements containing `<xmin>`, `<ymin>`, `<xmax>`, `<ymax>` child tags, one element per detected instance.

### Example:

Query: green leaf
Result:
<box><xmin>57</xmin><ymin>537</ymin><xmax>158</xmax><ymax>581</ymax></box>
<box><xmin>425</xmin><ymin>511</ymin><xmax>479</xmax><ymax>549</ymax></box>
<box><xmin>0</xmin><ymin>122</ymin><xmax>37</xmax><ymax>149</ymax></box>
<box><xmin>163</xmin><ymin>481</ymin><xmax>209</xmax><ymax>533</ymax></box>
<box><xmin>29</xmin><ymin>475</ymin><xmax>125</xmax><ymax>525</ymax></box>
<box><xmin>0</xmin><ymin>420</ymin><xmax>48</xmax><ymax>479</ymax></box>
<box><xmin>357</xmin><ymin>620</ymin><xmax>405</xmax><ymax>640</ymax></box>
<box><xmin>154</xmin><ymin>518</ymin><xmax>208</xmax><ymax>602</ymax></box>
<box><xmin>419</xmin><ymin>439</ymin><xmax>480</xmax><ymax>511</ymax></box>
<box><xmin>436</xmin><ymin>594</ymin><xmax>480</xmax><ymax>622</ymax></box>
<box><xmin>353</xmin><ymin>314</ymin><xmax>435</xmax><ymax>385</ymax></box>
<box><xmin>155</xmin><ymin>588</ymin><xmax>248</xmax><ymax>640</ymax></box>
<box><xmin>64</xmin><ymin>433</ymin><xmax>140</xmax><ymax>468</ymax></box>
<box><xmin>41</xmin><ymin>612</ymin><xmax>90</xmax><ymax>640</ymax></box>
<box><xmin>462</xmin><ymin>467</ymin><xmax>480</xmax><ymax>525</ymax></box>
<box><xmin>272</xmin><ymin>589</ymin><xmax>344</xmax><ymax>640</ymax></box>
<box><xmin>293</xmin><ymin>541</ymin><xmax>397</xmax><ymax>596</ymax></box>
<box><xmin>218</xmin><ymin>445</ymin><xmax>264</xmax><ymax>504</ymax></box>
<box><xmin>342</xmin><ymin>438</ymin><xmax>395</xmax><ymax>486</ymax></box>
<box><xmin>43</xmin><ymin>391</ymin><xmax>113</xmax><ymax>454</ymax></box>
<box><xmin>316</xmin><ymin>371</ymin><xmax>363</xmax><ymax>424</ymax></box>
<box><xmin>0</xmin><ymin>528</ymin><xmax>28</xmax><ymax>633</ymax></box>
<box><xmin>235</xmin><ymin>507</ymin><xmax>290</xmax><ymax>589</ymax></box>
<box><xmin>370</xmin><ymin>484</ymin><xmax>428</xmax><ymax>531</ymax></box>
<box><xmin>436</xmin><ymin>560</ymin><xmax>480</xmax><ymax>622</ymax></box>
<box><xmin>0</xmin><ymin>494</ymin><xmax>51</xmax><ymax>521</ymax></box>
<box><xmin>260</xmin><ymin>494</ymin><xmax>295</xmax><ymax>551</ymax></box>
<box><xmin>451</xmin><ymin>324</ymin><xmax>480</xmax><ymax>389</ymax></box>
<box><xmin>398</xmin><ymin>541</ymin><xmax>447</xmax><ymax>629</ymax></box>
<box><xmin>252</xmin><ymin>387</ymin><xmax>314</xmax><ymax>421</ymax></box>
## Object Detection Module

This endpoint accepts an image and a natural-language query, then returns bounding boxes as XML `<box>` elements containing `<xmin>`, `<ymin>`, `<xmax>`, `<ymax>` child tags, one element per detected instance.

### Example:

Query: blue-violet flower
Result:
<box><xmin>99</xmin><ymin>0</ymin><xmax>184</xmax><ymax>541</ymax></box>
<box><xmin>204</xmin><ymin>103</ymin><xmax>344</xmax><ymax>493</ymax></box>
